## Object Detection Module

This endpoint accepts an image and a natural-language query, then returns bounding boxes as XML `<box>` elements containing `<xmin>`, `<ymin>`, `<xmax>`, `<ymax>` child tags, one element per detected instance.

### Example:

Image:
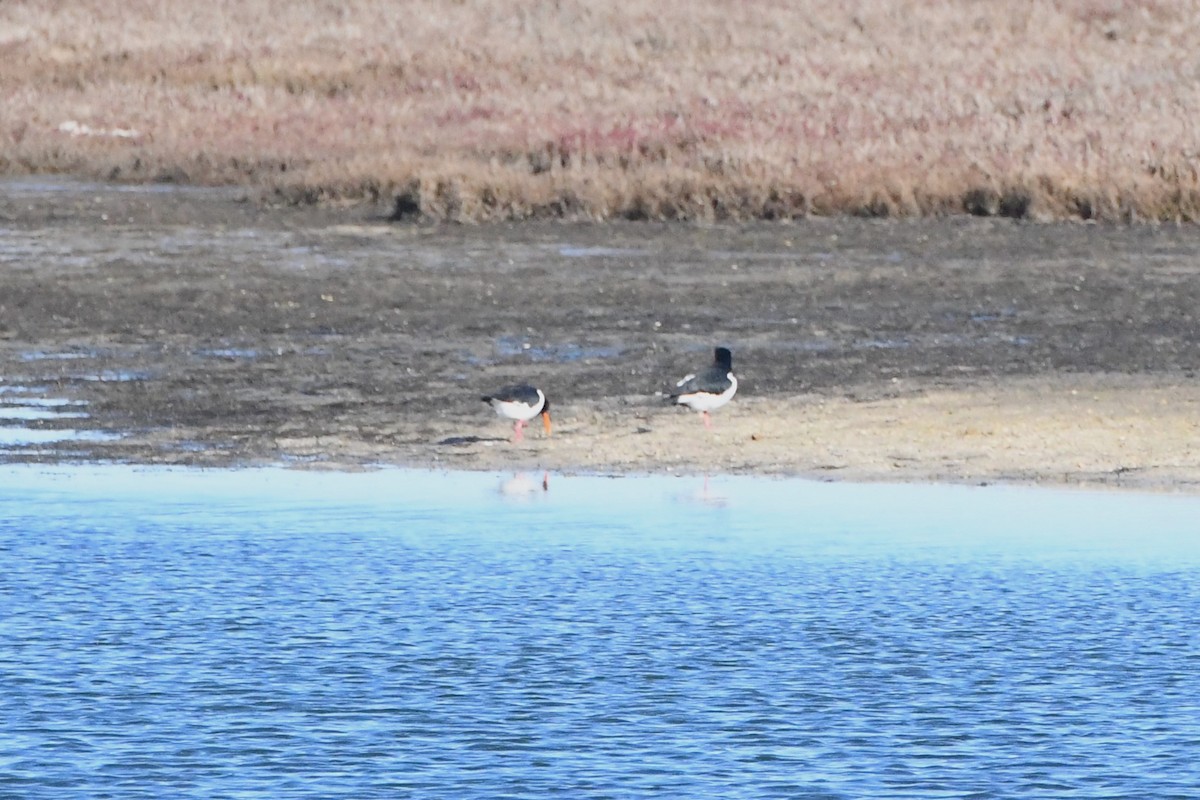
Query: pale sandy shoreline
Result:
<box><xmin>256</xmin><ymin>373</ymin><xmax>1200</xmax><ymax>493</ymax></box>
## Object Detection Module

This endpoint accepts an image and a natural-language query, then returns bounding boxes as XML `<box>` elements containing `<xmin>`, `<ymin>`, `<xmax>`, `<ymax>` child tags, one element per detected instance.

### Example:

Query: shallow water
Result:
<box><xmin>0</xmin><ymin>390</ymin><xmax>116</xmax><ymax>449</ymax></box>
<box><xmin>2</xmin><ymin>466</ymin><xmax>1199</xmax><ymax>798</ymax></box>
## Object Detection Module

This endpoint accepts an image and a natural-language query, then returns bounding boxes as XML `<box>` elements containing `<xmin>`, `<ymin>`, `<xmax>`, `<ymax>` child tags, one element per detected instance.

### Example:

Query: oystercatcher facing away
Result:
<box><xmin>481</xmin><ymin>385</ymin><xmax>552</xmax><ymax>442</ymax></box>
<box><xmin>669</xmin><ymin>347</ymin><xmax>738</xmax><ymax>429</ymax></box>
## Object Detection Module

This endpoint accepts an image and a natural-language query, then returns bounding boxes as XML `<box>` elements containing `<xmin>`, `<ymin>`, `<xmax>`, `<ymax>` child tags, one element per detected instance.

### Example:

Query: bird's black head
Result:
<box><xmin>714</xmin><ymin>347</ymin><xmax>733</xmax><ymax>371</ymax></box>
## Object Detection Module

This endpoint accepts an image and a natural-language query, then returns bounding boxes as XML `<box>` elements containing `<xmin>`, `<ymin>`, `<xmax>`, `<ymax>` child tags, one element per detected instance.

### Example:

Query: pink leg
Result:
<box><xmin>703</xmin><ymin>411</ymin><xmax>713</xmax><ymax>430</ymax></box>
<box><xmin>513</xmin><ymin>420</ymin><xmax>526</xmax><ymax>442</ymax></box>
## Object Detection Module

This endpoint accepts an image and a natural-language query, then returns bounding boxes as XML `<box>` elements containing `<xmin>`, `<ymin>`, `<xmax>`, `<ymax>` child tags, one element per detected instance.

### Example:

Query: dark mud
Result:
<box><xmin>2</xmin><ymin>177</ymin><xmax>1199</xmax><ymax>482</ymax></box>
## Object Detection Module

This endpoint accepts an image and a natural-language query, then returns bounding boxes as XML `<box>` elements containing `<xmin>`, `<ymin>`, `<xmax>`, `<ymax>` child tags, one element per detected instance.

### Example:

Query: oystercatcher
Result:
<box><xmin>481</xmin><ymin>385</ymin><xmax>552</xmax><ymax>442</ymax></box>
<box><xmin>669</xmin><ymin>347</ymin><xmax>737</xmax><ymax>429</ymax></box>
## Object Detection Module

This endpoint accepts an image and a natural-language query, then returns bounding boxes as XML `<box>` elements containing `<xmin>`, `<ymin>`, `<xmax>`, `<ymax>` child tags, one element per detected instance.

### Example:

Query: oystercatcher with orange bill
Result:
<box><xmin>482</xmin><ymin>385</ymin><xmax>552</xmax><ymax>442</ymax></box>
<box><xmin>669</xmin><ymin>347</ymin><xmax>737</xmax><ymax>429</ymax></box>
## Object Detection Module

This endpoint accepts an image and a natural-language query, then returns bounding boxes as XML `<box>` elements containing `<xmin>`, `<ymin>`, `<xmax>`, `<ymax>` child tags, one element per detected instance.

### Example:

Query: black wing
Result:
<box><xmin>671</xmin><ymin>347</ymin><xmax>734</xmax><ymax>396</ymax></box>
<box><xmin>482</xmin><ymin>384</ymin><xmax>543</xmax><ymax>405</ymax></box>
<box><xmin>673</xmin><ymin>366</ymin><xmax>733</xmax><ymax>397</ymax></box>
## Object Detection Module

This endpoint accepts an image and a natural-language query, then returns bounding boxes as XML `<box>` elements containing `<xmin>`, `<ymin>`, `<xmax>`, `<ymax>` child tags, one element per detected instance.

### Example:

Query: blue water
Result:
<box><xmin>2</xmin><ymin>466</ymin><xmax>1199</xmax><ymax>799</ymax></box>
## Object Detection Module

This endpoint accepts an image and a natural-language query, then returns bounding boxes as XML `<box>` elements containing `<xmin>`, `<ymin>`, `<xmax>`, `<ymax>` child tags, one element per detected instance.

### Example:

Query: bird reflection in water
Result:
<box><xmin>497</xmin><ymin>470</ymin><xmax>550</xmax><ymax>498</ymax></box>
<box><xmin>677</xmin><ymin>473</ymin><xmax>728</xmax><ymax>508</ymax></box>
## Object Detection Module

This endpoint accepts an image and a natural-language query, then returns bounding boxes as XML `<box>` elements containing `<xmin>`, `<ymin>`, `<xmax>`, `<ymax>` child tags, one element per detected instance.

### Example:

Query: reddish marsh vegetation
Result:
<box><xmin>3</xmin><ymin>0</ymin><xmax>1199</xmax><ymax>221</ymax></box>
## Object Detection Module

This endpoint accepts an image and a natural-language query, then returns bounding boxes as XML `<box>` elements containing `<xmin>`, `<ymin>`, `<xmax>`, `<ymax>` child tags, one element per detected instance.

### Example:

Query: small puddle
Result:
<box><xmin>0</xmin><ymin>404</ymin><xmax>89</xmax><ymax>421</ymax></box>
<box><xmin>76</xmin><ymin>370</ymin><xmax>150</xmax><ymax>382</ymax></box>
<box><xmin>18</xmin><ymin>351</ymin><xmax>92</xmax><ymax>362</ymax></box>
<box><xmin>463</xmin><ymin>338</ymin><xmax>623</xmax><ymax>366</ymax></box>
<box><xmin>16</xmin><ymin>349</ymin><xmax>150</xmax><ymax>381</ymax></box>
<box><xmin>0</xmin><ymin>428</ymin><xmax>124</xmax><ymax>446</ymax></box>
<box><xmin>493</xmin><ymin>336</ymin><xmax>622</xmax><ymax>362</ymax></box>
<box><xmin>0</xmin><ymin>385</ymin><xmax>122</xmax><ymax>450</ymax></box>
<box><xmin>557</xmin><ymin>245</ymin><xmax>649</xmax><ymax>258</ymax></box>
<box><xmin>195</xmin><ymin>347</ymin><xmax>260</xmax><ymax>359</ymax></box>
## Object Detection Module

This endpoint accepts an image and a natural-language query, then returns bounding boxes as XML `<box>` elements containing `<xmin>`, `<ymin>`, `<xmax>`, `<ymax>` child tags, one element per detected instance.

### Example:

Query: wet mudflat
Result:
<box><xmin>1</xmin><ymin>178</ymin><xmax>1199</xmax><ymax>487</ymax></box>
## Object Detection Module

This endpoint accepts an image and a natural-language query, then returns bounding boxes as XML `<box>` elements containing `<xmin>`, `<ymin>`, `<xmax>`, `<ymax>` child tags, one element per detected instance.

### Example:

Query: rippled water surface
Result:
<box><xmin>3</xmin><ymin>466</ymin><xmax>1199</xmax><ymax>799</ymax></box>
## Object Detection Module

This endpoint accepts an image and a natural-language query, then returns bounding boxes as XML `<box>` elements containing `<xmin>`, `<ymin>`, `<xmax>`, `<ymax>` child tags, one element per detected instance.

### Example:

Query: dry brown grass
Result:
<box><xmin>3</xmin><ymin>0</ymin><xmax>1200</xmax><ymax>221</ymax></box>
